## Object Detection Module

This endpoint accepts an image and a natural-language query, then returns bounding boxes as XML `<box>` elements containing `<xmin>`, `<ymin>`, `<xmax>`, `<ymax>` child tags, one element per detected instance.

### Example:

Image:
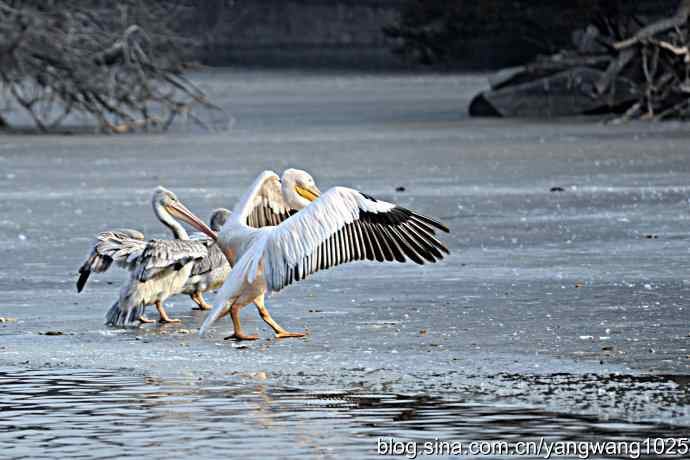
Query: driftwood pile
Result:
<box><xmin>0</xmin><ymin>1</ymin><xmax>225</xmax><ymax>132</ymax></box>
<box><xmin>470</xmin><ymin>0</ymin><xmax>690</xmax><ymax>121</ymax></box>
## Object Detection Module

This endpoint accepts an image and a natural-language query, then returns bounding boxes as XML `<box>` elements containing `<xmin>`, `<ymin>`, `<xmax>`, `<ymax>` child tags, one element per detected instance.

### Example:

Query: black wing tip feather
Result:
<box><xmin>358</xmin><ymin>192</ymin><xmax>449</xmax><ymax>233</ymax></box>
<box><xmin>357</xmin><ymin>204</ymin><xmax>450</xmax><ymax>262</ymax></box>
<box><xmin>399</xmin><ymin>207</ymin><xmax>449</xmax><ymax>234</ymax></box>
<box><xmin>76</xmin><ymin>269</ymin><xmax>89</xmax><ymax>293</ymax></box>
<box><xmin>275</xmin><ymin>193</ymin><xmax>451</xmax><ymax>290</ymax></box>
<box><xmin>427</xmin><ymin>218</ymin><xmax>450</xmax><ymax>233</ymax></box>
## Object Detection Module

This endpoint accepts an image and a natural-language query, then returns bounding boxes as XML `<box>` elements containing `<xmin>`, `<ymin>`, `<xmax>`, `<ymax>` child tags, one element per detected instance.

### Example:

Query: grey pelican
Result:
<box><xmin>78</xmin><ymin>208</ymin><xmax>231</xmax><ymax>312</ymax></box>
<box><xmin>77</xmin><ymin>187</ymin><xmax>215</xmax><ymax>325</ymax></box>
<box><xmin>192</xmin><ymin>169</ymin><xmax>449</xmax><ymax>340</ymax></box>
<box><xmin>181</xmin><ymin>208</ymin><xmax>232</xmax><ymax>310</ymax></box>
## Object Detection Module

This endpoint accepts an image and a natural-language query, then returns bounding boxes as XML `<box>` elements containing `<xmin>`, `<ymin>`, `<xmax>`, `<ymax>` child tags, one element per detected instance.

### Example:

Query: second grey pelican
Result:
<box><xmin>193</xmin><ymin>169</ymin><xmax>449</xmax><ymax>340</ymax></box>
<box><xmin>77</xmin><ymin>187</ymin><xmax>215</xmax><ymax>326</ymax></box>
<box><xmin>182</xmin><ymin>208</ymin><xmax>232</xmax><ymax>310</ymax></box>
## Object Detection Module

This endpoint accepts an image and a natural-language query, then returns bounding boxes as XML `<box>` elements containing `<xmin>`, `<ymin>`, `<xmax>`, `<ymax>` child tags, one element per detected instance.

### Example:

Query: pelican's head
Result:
<box><xmin>152</xmin><ymin>186</ymin><xmax>217</xmax><ymax>240</ymax></box>
<box><xmin>281</xmin><ymin>168</ymin><xmax>321</xmax><ymax>209</ymax></box>
<box><xmin>209</xmin><ymin>208</ymin><xmax>232</xmax><ymax>232</ymax></box>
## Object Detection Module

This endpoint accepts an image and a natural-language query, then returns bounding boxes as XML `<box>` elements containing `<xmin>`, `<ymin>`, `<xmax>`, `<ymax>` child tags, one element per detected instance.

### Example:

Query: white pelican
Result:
<box><xmin>78</xmin><ymin>207</ymin><xmax>231</xmax><ymax>312</ymax></box>
<box><xmin>192</xmin><ymin>169</ymin><xmax>449</xmax><ymax>340</ymax></box>
<box><xmin>76</xmin><ymin>187</ymin><xmax>216</xmax><ymax>325</ymax></box>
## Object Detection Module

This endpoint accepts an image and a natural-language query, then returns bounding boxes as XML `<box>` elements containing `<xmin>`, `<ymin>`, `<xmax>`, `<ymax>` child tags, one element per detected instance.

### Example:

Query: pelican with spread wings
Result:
<box><xmin>193</xmin><ymin>169</ymin><xmax>449</xmax><ymax>340</ymax></box>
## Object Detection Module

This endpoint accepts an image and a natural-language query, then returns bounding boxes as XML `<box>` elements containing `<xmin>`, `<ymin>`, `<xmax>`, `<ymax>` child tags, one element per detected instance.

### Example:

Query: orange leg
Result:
<box><xmin>155</xmin><ymin>301</ymin><xmax>181</xmax><ymax>323</ymax></box>
<box><xmin>190</xmin><ymin>292</ymin><xmax>212</xmax><ymax>310</ymax></box>
<box><xmin>255</xmin><ymin>294</ymin><xmax>306</xmax><ymax>339</ymax></box>
<box><xmin>224</xmin><ymin>301</ymin><xmax>258</xmax><ymax>341</ymax></box>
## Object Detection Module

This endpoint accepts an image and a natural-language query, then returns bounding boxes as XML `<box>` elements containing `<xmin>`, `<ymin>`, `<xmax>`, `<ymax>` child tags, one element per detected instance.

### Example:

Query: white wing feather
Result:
<box><xmin>231</xmin><ymin>170</ymin><xmax>293</xmax><ymax>229</ymax></box>
<box><xmin>258</xmin><ymin>187</ymin><xmax>396</xmax><ymax>289</ymax></box>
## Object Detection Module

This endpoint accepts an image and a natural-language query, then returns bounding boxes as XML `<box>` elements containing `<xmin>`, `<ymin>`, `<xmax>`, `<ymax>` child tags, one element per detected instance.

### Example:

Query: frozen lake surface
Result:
<box><xmin>0</xmin><ymin>70</ymin><xmax>689</xmax><ymax>458</ymax></box>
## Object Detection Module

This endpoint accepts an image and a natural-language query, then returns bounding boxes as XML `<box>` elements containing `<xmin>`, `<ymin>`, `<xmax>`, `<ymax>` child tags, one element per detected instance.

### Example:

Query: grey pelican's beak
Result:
<box><xmin>295</xmin><ymin>184</ymin><xmax>321</xmax><ymax>202</ymax></box>
<box><xmin>167</xmin><ymin>201</ymin><xmax>218</xmax><ymax>240</ymax></box>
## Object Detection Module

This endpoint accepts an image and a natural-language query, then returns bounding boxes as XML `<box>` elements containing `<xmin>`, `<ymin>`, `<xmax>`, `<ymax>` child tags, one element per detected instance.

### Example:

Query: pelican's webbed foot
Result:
<box><xmin>224</xmin><ymin>332</ymin><xmax>259</xmax><ymax>341</ymax></box>
<box><xmin>155</xmin><ymin>301</ymin><xmax>181</xmax><ymax>323</ymax></box>
<box><xmin>159</xmin><ymin>317</ymin><xmax>182</xmax><ymax>324</ymax></box>
<box><xmin>275</xmin><ymin>330</ymin><xmax>307</xmax><ymax>339</ymax></box>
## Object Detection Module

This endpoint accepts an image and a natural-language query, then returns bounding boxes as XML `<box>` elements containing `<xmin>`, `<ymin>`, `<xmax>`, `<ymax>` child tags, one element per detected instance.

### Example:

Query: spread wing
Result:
<box><xmin>249</xmin><ymin>187</ymin><xmax>450</xmax><ymax>293</ymax></box>
<box><xmin>76</xmin><ymin>229</ymin><xmax>147</xmax><ymax>292</ymax></box>
<box><xmin>235</xmin><ymin>170</ymin><xmax>295</xmax><ymax>229</ymax></box>
<box><xmin>135</xmin><ymin>239</ymin><xmax>209</xmax><ymax>282</ymax></box>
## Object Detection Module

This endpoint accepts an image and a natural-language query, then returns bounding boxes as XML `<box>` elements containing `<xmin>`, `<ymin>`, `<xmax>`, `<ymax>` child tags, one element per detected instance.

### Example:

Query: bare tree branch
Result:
<box><xmin>613</xmin><ymin>0</ymin><xmax>690</xmax><ymax>50</ymax></box>
<box><xmin>0</xmin><ymin>0</ymin><xmax>227</xmax><ymax>132</ymax></box>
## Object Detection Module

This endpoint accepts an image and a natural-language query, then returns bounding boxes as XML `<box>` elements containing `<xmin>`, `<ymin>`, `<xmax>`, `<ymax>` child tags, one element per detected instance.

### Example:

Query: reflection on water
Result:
<box><xmin>1</xmin><ymin>368</ymin><xmax>688</xmax><ymax>460</ymax></box>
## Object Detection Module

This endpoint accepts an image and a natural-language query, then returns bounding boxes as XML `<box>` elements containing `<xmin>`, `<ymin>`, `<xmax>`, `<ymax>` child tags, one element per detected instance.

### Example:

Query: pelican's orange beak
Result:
<box><xmin>295</xmin><ymin>184</ymin><xmax>320</xmax><ymax>202</ymax></box>
<box><xmin>167</xmin><ymin>201</ymin><xmax>218</xmax><ymax>240</ymax></box>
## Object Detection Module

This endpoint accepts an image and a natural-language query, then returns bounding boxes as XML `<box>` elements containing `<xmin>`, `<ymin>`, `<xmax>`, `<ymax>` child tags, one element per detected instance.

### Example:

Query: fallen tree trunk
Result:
<box><xmin>471</xmin><ymin>67</ymin><xmax>638</xmax><ymax>117</ymax></box>
<box><xmin>470</xmin><ymin>0</ymin><xmax>690</xmax><ymax>121</ymax></box>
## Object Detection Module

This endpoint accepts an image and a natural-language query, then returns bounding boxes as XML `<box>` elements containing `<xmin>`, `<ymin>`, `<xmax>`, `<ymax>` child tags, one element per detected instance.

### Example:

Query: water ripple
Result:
<box><xmin>1</xmin><ymin>367</ymin><xmax>688</xmax><ymax>459</ymax></box>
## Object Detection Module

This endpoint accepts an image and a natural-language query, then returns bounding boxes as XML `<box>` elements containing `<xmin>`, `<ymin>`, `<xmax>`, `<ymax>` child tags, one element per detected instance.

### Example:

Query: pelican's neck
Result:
<box><xmin>154</xmin><ymin>202</ymin><xmax>189</xmax><ymax>240</ymax></box>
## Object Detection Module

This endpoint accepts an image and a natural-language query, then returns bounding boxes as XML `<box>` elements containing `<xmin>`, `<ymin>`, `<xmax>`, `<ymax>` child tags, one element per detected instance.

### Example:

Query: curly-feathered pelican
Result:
<box><xmin>182</xmin><ymin>208</ymin><xmax>232</xmax><ymax>310</ymax></box>
<box><xmin>193</xmin><ymin>169</ymin><xmax>449</xmax><ymax>340</ymax></box>
<box><xmin>77</xmin><ymin>187</ymin><xmax>216</xmax><ymax>326</ymax></box>
<box><xmin>78</xmin><ymin>207</ymin><xmax>231</xmax><ymax>312</ymax></box>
